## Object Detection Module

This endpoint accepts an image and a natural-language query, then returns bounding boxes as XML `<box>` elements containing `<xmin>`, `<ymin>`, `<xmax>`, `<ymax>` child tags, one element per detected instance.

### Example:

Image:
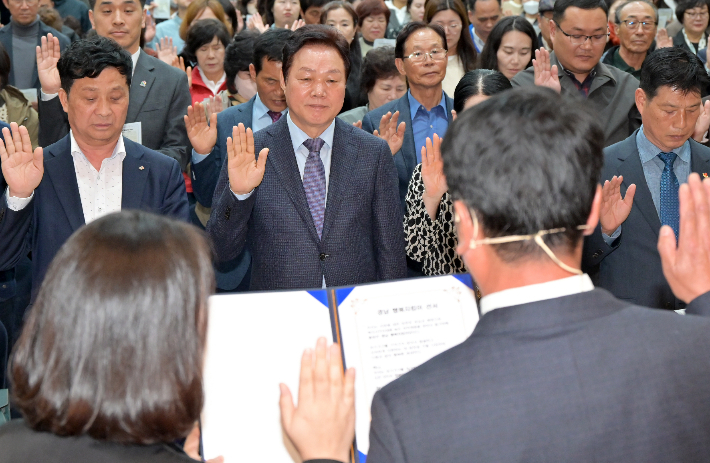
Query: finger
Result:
<box><xmin>297</xmin><ymin>347</ymin><xmax>314</xmax><ymax>406</ymax></box>
<box><xmin>658</xmin><ymin>224</ymin><xmax>678</xmax><ymax>275</ymax></box>
<box><xmin>246</xmin><ymin>126</ymin><xmax>255</xmax><ymax>156</ymax></box>
<box><xmin>550</xmin><ymin>65</ymin><xmax>559</xmax><ymax>81</ymax></box>
<box><xmin>433</xmin><ymin>133</ymin><xmax>441</xmax><ymax>158</ymax></box>
<box><xmin>226</xmin><ymin>136</ymin><xmax>235</xmax><ymax>161</ymax></box>
<box><xmin>397</xmin><ymin>121</ymin><xmax>406</xmax><ymax>137</ymax></box>
<box><xmin>237</xmin><ymin>123</ymin><xmax>247</xmax><ymax>156</ymax></box>
<box><xmin>33</xmin><ymin>146</ymin><xmax>43</xmax><ymax>171</ymax></box>
<box><xmin>688</xmin><ymin>173</ymin><xmax>710</xmax><ymax>249</ymax></box>
<box><xmin>623</xmin><ymin>183</ymin><xmax>636</xmax><ymax>206</ymax></box>
<box><xmin>279</xmin><ymin>383</ymin><xmax>295</xmax><ymax>429</ymax></box>
<box><xmin>209</xmin><ymin>111</ymin><xmax>218</xmax><ymax>129</ymax></box>
<box><xmin>343</xmin><ymin>367</ymin><xmax>356</xmax><ymax>409</ymax></box>
<box><xmin>256</xmin><ymin>147</ymin><xmax>269</xmax><ymax>172</ymax></box>
<box><xmin>0</xmin><ymin>131</ymin><xmax>8</xmax><ymax>163</ymax></box>
<box><xmin>373</xmin><ymin>129</ymin><xmax>380</xmax><ymax>137</ymax></box>
<box><xmin>421</xmin><ymin>145</ymin><xmax>427</xmax><ymax>166</ymax></box>
<box><xmin>451</xmin><ymin>109</ymin><xmax>457</xmax><ymax>121</ymax></box>
<box><xmin>10</xmin><ymin>122</ymin><xmax>22</xmax><ymax>155</ymax></box>
<box><xmin>424</xmin><ymin>137</ymin><xmax>433</xmax><ymax>164</ymax></box>
<box><xmin>313</xmin><ymin>336</ymin><xmax>329</xmax><ymax>398</ymax></box>
<box><xmin>18</xmin><ymin>125</ymin><xmax>31</xmax><ymax>155</ymax></box>
<box><xmin>328</xmin><ymin>343</ymin><xmax>344</xmax><ymax>400</ymax></box>
<box><xmin>391</xmin><ymin>110</ymin><xmax>399</xmax><ymax>127</ymax></box>
<box><xmin>678</xmin><ymin>181</ymin><xmax>697</xmax><ymax>251</ymax></box>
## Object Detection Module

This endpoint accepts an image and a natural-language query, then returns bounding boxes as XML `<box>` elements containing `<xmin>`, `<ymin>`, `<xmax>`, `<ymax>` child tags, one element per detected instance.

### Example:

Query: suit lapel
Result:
<box><xmin>43</xmin><ymin>136</ymin><xmax>85</xmax><ymax>231</ymax></box>
<box><xmin>690</xmin><ymin>140</ymin><xmax>710</xmax><ymax>177</ymax></box>
<box><xmin>322</xmin><ymin>120</ymin><xmax>357</xmax><ymax>239</ymax></box>
<box><xmin>127</xmin><ymin>52</ymin><xmax>156</xmax><ymax>122</ymax></box>
<box><xmin>121</xmin><ymin>139</ymin><xmax>149</xmax><ymax>209</ymax></box>
<box><xmin>398</xmin><ymin>96</ymin><xmax>416</xmax><ymax>174</ymax></box>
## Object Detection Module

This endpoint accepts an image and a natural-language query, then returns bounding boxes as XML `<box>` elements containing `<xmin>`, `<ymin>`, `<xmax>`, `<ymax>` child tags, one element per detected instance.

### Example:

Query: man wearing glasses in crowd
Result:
<box><xmin>512</xmin><ymin>0</ymin><xmax>641</xmax><ymax>147</ymax></box>
<box><xmin>602</xmin><ymin>0</ymin><xmax>660</xmax><ymax>79</ymax></box>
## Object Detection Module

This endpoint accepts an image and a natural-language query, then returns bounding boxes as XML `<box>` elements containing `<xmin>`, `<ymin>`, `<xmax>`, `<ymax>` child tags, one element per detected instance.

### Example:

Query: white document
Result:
<box><xmin>658</xmin><ymin>8</ymin><xmax>673</xmax><ymax>28</ymax></box>
<box><xmin>122</xmin><ymin>121</ymin><xmax>142</xmax><ymax>144</ymax></box>
<box><xmin>373</xmin><ymin>38</ymin><xmax>396</xmax><ymax>48</ymax></box>
<box><xmin>151</xmin><ymin>0</ymin><xmax>171</xmax><ymax>20</ymax></box>
<box><xmin>337</xmin><ymin>275</ymin><xmax>479</xmax><ymax>458</ymax></box>
<box><xmin>201</xmin><ymin>291</ymin><xmax>334</xmax><ymax>463</ymax></box>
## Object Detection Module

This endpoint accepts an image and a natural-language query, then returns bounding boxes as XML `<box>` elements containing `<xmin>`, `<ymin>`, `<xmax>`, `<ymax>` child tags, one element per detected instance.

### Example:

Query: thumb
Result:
<box><xmin>373</xmin><ymin>129</ymin><xmax>380</xmax><ymax>137</ymax></box>
<box><xmin>256</xmin><ymin>147</ymin><xmax>269</xmax><ymax>171</ymax></box>
<box><xmin>658</xmin><ymin>225</ymin><xmax>677</xmax><ymax>271</ymax></box>
<box><xmin>623</xmin><ymin>183</ymin><xmax>636</xmax><ymax>205</ymax></box>
<box><xmin>279</xmin><ymin>383</ymin><xmax>295</xmax><ymax>429</ymax></box>
<box><xmin>33</xmin><ymin>147</ymin><xmax>44</xmax><ymax>169</ymax></box>
<box><xmin>210</xmin><ymin>111</ymin><xmax>218</xmax><ymax>128</ymax></box>
<box><xmin>551</xmin><ymin>65</ymin><xmax>559</xmax><ymax>80</ymax></box>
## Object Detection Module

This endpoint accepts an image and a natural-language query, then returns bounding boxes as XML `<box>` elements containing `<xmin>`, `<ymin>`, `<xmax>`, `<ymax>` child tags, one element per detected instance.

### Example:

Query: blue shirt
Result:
<box><xmin>408</xmin><ymin>90</ymin><xmax>449</xmax><ymax>163</ymax></box>
<box><xmin>147</xmin><ymin>14</ymin><xmax>184</xmax><ymax>53</ymax></box>
<box><xmin>252</xmin><ymin>93</ymin><xmax>288</xmax><ymax>134</ymax></box>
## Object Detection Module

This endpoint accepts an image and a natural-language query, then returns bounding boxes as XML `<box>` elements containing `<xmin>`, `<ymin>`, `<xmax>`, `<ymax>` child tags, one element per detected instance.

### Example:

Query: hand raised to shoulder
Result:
<box><xmin>373</xmin><ymin>111</ymin><xmax>406</xmax><ymax>155</ymax></box>
<box><xmin>421</xmin><ymin>134</ymin><xmax>448</xmax><ymax>220</ymax></box>
<box><xmin>655</xmin><ymin>28</ymin><xmax>674</xmax><ymax>48</ymax></box>
<box><xmin>533</xmin><ymin>48</ymin><xmax>561</xmax><ymax>93</ymax></box>
<box><xmin>36</xmin><ymin>33</ymin><xmax>61</xmax><ymax>95</ymax></box>
<box><xmin>0</xmin><ymin>123</ymin><xmax>44</xmax><ymax>198</ymax></box>
<box><xmin>227</xmin><ymin>123</ymin><xmax>269</xmax><ymax>195</ymax></box>
<box><xmin>184</xmin><ymin>102</ymin><xmax>218</xmax><ymax>155</ymax></box>
<box><xmin>599</xmin><ymin>175</ymin><xmax>636</xmax><ymax>236</ymax></box>
<box><xmin>693</xmin><ymin>100</ymin><xmax>710</xmax><ymax>143</ymax></box>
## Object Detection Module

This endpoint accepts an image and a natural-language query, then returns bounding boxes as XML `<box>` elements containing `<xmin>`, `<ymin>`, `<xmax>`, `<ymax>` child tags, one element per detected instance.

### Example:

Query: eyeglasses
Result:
<box><xmin>554</xmin><ymin>21</ymin><xmax>609</xmax><ymax>45</ymax></box>
<box><xmin>620</xmin><ymin>19</ymin><xmax>658</xmax><ymax>30</ymax></box>
<box><xmin>403</xmin><ymin>48</ymin><xmax>448</xmax><ymax>62</ymax></box>
<box><xmin>684</xmin><ymin>10</ymin><xmax>710</xmax><ymax>19</ymax></box>
<box><xmin>8</xmin><ymin>0</ymin><xmax>38</xmax><ymax>5</ymax></box>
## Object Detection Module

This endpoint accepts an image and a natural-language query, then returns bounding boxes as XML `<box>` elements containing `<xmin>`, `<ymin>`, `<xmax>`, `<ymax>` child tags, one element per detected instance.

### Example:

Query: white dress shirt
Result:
<box><xmin>479</xmin><ymin>274</ymin><xmax>595</xmax><ymax>316</ymax></box>
<box><xmin>384</xmin><ymin>0</ymin><xmax>410</xmax><ymax>25</ymax></box>
<box><xmin>197</xmin><ymin>67</ymin><xmax>226</xmax><ymax>96</ymax></box>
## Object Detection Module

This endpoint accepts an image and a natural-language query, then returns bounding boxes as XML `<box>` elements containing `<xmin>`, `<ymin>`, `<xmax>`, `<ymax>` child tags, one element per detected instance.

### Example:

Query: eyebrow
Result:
<box><xmin>568</xmin><ymin>26</ymin><xmax>606</xmax><ymax>32</ymax></box>
<box><xmin>298</xmin><ymin>67</ymin><xmax>342</xmax><ymax>73</ymax></box>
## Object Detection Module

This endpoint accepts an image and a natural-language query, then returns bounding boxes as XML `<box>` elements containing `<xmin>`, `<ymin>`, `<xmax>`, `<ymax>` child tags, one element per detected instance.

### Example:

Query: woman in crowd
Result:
<box><xmin>356</xmin><ymin>0</ymin><xmax>390</xmax><ymax>57</ymax></box>
<box><xmin>224</xmin><ymin>30</ymin><xmax>260</xmax><ymax>106</ymax></box>
<box><xmin>184</xmin><ymin>19</ymin><xmax>231</xmax><ymax>105</ymax></box>
<box><xmin>425</xmin><ymin>0</ymin><xmax>477</xmax><ymax>96</ymax></box>
<box><xmin>258</xmin><ymin>0</ymin><xmax>301</xmax><ymax>28</ymax></box>
<box><xmin>0</xmin><ymin>44</ymin><xmax>38</xmax><ymax>149</ymax></box>
<box><xmin>673</xmin><ymin>0</ymin><xmax>710</xmax><ymax>55</ymax></box>
<box><xmin>404</xmin><ymin>70</ymin><xmax>511</xmax><ymax>275</ymax></box>
<box><xmin>179</xmin><ymin>0</ymin><xmax>234</xmax><ymax>42</ymax></box>
<box><xmin>321</xmin><ymin>1</ymin><xmax>363</xmax><ymax>112</ymax></box>
<box><xmin>479</xmin><ymin>16</ymin><xmax>537</xmax><ymax>81</ymax></box>
<box><xmin>408</xmin><ymin>0</ymin><xmax>425</xmax><ymax>22</ymax></box>
<box><xmin>339</xmin><ymin>46</ymin><xmax>407</xmax><ymax>124</ymax></box>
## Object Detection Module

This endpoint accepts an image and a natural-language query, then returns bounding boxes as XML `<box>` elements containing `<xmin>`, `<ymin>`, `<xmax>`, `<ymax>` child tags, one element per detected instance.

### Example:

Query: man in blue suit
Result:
<box><xmin>361</xmin><ymin>22</ymin><xmax>454</xmax><ymax>211</ymax></box>
<box><xmin>207</xmin><ymin>25</ymin><xmax>406</xmax><ymax>291</ymax></box>
<box><xmin>0</xmin><ymin>36</ymin><xmax>188</xmax><ymax>299</ymax></box>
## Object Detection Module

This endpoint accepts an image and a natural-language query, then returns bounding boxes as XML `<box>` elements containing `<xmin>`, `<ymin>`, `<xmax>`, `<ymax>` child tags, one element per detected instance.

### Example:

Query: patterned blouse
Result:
<box><xmin>404</xmin><ymin>163</ymin><xmax>466</xmax><ymax>275</ymax></box>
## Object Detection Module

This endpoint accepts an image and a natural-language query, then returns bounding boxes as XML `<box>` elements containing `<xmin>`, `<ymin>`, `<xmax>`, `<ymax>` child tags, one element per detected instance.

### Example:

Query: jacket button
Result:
<box><xmin>224</xmin><ymin>206</ymin><xmax>231</xmax><ymax>220</ymax></box>
<box><xmin>592</xmin><ymin>250</ymin><xmax>603</xmax><ymax>258</ymax></box>
<box><xmin>319</xmin><ymin>253</ymin><xmax>327</xmax><ymax>261</ymax></box>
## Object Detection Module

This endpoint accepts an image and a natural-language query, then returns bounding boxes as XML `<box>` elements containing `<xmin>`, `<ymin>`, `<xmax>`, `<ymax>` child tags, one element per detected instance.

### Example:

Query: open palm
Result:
<box><xmin>0</xmin><ymin>123</ymin><xmax>44</xmax><ymax>198</ymax></box>
<box><xmin>184</xmin><ymin>102</ymin><xmax>218</xmax><ymax>155</ymax></box>
<box><xmin>600</xmin><ymin>175</ymin><xmax>636</xmax><ymax>235</ymax></box>
<box><xmin>227</xmin><ymin>123</ymin><xmax>269</xmax><ymax>195</ymax></box>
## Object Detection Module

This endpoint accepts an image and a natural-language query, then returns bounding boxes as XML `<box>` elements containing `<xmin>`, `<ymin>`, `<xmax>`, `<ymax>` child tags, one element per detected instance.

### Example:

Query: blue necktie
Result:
<box><xmin>302</xmin><ymin>138</ymin><xmax>326</xmax><ymax>239</ymax></box>
<box><xmin>658</xmin><ymin>151</ymin><xmax>679</xmax><ymax>238</ymax></box>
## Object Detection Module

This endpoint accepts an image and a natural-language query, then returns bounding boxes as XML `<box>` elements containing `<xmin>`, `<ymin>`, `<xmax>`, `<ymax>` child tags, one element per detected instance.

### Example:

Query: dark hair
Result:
<box><xmin>356</xmin><ymin>0</ymin><xmax>391</xmax><ymax>24</ymax></box>
<box><xmin>183</xmin><ymin>18</ymin><xmax>231</xmax><ymax>64</ymax></box>
<box><xmin>395</xmin><ymin>21</ymin><xmax>448</xmax><ymax>59</ymax></box>
<box><xmin>58</xmin><ymin>35</ymin><xmax>132</xmax><ymax>94</ymax></box>
<box><xmin>320</xmin><ymin>1</ymin><xmax>362</xmax><ymax>75</ymax></box>
<box><xmin>453</xmin><ymin>69</ymin><xmax>511</xmax><ymax>112</ymax></box>
<box><xmin>258</xmin><ymin>0</ymin><xmax>300</xmax><ymax>26</ymax></box>
<box><xmin>614</xmin><ymin>0</ymin><xmax>657</xmax><ymax>23</ymax></box>
<box><xmin>282</xmin><ymin>24</ymin><xmax>351</xmax><ymax>80</ymax></box>
<box><xmin>180</xmin><ymin>0</ymin><xmax>232</xmax><ymax>40</ymax></box>
<box><xmin>217</xmin><ymin>0</ymin><xmax>240</xmax><ymax>33</ymax></box>
<box><xmin>225</xmin><ymin>30</ymin><xmax>260</xmax><ymax>93</ymax></box>
<box><xmin>425</xmin><ymin>0</ymin><xmax>477</xmax><ymax>72</ymax></box>
<box><xmin>442</xmin><ymin>86</ymin><xmax>603</xmax><ymax>261</ymax></box>
<box><xmin>253</xmin><ymin>28</ymin><xmax>293</xmax><ymax>74</ymax></box>
<box><xmin>675</xmin><ymin>0</ymin><xmax>710</xmax><ymax>22</ymax></box>
<box><xmin>0</xmin><ymin>43</ymin><xmax>10</xmax><ymax>90</ymax></box>
<box><xmin>39</xmin><ymin>5</ymin><xmax>64</xmax><ymax>33</ymax></box>
<box><xmin>553</xmin><ymin>0</ymin><xmax>608</xmax><ymax>23</ymax></box>
<box><xmin>301</xmin><ymin>0</ymin><xmax>330</xmax><ymax>14</ymax></box>
<box><xmin>640</xmin><ymin>46</ymin><xmax>710</xmax><ymax>100</ymax></box>
<box><xmin>479</xmin><ymin>16</ymin><xmax>538</xmax><ymax>75</ymax></box>
<box><xmin>63</xmin><ymin>15</ymin><xmax>83</xmax><ymax>37</ymax></box>
<box><xmin>90</xmin><ymin>0</ymin><xmax>145</xmax><ymax>9</ymax></box>
<box><xmin>466</xmin><ymin>0</ymin><xmax>501</xmax><ymax>12</ymax></box>
<box><xmin>360</xmin><ymin>46</ymin><xmax>401</xmax><ymax>95</ymax></box>
<box><xmin>10</xmin><ymin>211</ymin><xmax>214</xmax><ymax>444</ymax></box>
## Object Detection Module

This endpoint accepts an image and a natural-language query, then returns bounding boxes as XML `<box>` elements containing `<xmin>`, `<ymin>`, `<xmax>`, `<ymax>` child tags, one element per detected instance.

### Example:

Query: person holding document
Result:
<box><xmin>366</xmin><ymin>86</ymin><xmax>710</xmax><ymax>462</ymax></box>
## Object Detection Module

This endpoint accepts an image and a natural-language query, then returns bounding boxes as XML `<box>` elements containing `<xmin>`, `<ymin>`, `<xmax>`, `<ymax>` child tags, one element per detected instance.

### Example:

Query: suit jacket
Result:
<box><xmin>511</xmin><ymin>52</ymin><xmax>641</xmax><ymax>147</ymax></box>
<box><xmin>0</xmin><ymin>135</ymin><xmax>189</xmax><ymax>297</ymax></box>
<box><xmin>38</xmin><ymin>51</ymin><xmax>192</xmax><ymax>171</ymax></box>
<box><xmin>673</xmin><ymin>29</ymin><xmax>707</xmax><ymax>56</ymax></box>
<box><xmin>361</xmin><ymin>93</ymin><xmax>454</xmax><ymax>210</ymax></box>
<box><xmin>582</xmin><ymin>131</ymin><xmax>710</xmax><ymax>310</ymax></box>
<box><xmin>191</xmin><ymin>96</ymin><xmax>254</xmax><ymax>207</ymax></box>
<box><xmin>0</xmin><ymin>22</ymin><xmax>70</xmax><ymax>91</ymax></box>
<box><xmin>368</xmin><ymin>289</ymin><xmax>710</xmax><ymax>463</ymax></box>
<box><xmin>206</xmin><ymin>116</ymin><xmax>407</xmax><ymax>290</ymax></box>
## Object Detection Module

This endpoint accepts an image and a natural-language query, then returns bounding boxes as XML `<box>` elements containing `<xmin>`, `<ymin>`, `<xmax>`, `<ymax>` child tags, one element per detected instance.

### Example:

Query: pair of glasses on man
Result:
<box><xmin>619</xmin><ymin>19</ymin><xmax>658</xmax><ymax>30</ymax></box>
<box><xmin>555</xmin><ymin>21</ymin><xmax>609</xmax><ymax>45</ymax></box>
<box><xmin>403</xmin><ymin>48</ymin><xmax>448</xmax><ymax>62</ymax></box>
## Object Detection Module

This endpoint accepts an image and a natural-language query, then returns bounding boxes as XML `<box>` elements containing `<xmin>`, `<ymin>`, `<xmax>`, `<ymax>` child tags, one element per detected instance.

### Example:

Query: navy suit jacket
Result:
<box><xmin>368</xmin><ymin>289</ymin><xmax>710</xmax><ymax>462</ymax></box>
<box><xmin>191</xmin><ymin>96</ymin><xmax>254</xmax><ymax>207</ymax></box>
<box><xmin>582</xmin><ymin>131</ymin><xmax>710</xmax><ymax>310</ymax></box>
<box><xmin>0</xmin><ymin>135</ymin><xmax>189</xmax><ymax>298</ymax></box>
<box><xmin>206</xmin><ymin>116</ymin><xmax>407</xmax><ymax>290</ymax></box>
<box><xmin>361</xmin><ymin>93</ymin><xmax>454</xmax><ymax>210</ymax></box>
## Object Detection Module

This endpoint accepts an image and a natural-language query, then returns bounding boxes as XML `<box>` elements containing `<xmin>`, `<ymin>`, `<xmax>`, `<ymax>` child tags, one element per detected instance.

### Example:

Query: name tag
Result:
<box><xmin>122</xmin><ymin>121</ymin><xmax>142</xmax><ymax>144</ymax></box>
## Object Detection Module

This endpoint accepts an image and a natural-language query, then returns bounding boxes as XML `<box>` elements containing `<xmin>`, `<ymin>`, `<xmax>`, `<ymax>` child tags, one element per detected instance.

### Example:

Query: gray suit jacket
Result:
<box><xmin>361</xmin><ymin>93</ymin><xmax>454</xmax><ymax>210</ymax></box>
<box><xmin>368</xmin><ymin>288</ymin><xmax>710</xmax><ymax>463</ymax></box>
<box><xmin>191</xmin><ymin>96</ymin><xmax>254</xmax><ymax>207</ymax></box>
<box><xmin>37</xmin><ymin>50</ymin><xmax>192</xmax><ymax>170</ymax></box>
<box><xmin>582</xmin><ymin>131</ymin><xmax>710</xmax><ymax>310</ymax></box>
<box><xmin>206</xmin><ymin>116</ymin><xmax>407</xmax><ymax>290</ymax></box>
<box><xmin>511</xmin><ymin>53</ymin><xmax>641</xmax><ymax>147</ymax></box>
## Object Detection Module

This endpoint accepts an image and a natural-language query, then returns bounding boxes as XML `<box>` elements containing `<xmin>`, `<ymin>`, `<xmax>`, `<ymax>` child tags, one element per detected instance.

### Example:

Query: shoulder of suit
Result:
<box><xmin>123</xmin><ymin>138</ymin><xmax>180</xmax><ymax>169</ymax></box>
<box><xmin>365</xmin><ymin>97</ymin><xmax>404</xmax><ymax>121</ymax></box>
<box><xmin>510</xmin><ymin>66</ymin><xmax>535</xmax><ymax>86</ymax></box>
<box><xmin>689</xmin><ymin>137</ymin><xmax>710</xmax><ymax>159</ymax></box>
<box><xmin>217</xmin><ymin>98</ymin><xmax>253</xmax><ymax>124</ymax></box>
<box><xmin>139</xmin><ymin>53</ymin><xmax>186</xmax><ymax>80</ymax></box>
<box><xmin>598</xmin><ymin>61</ymin><xmax>638</xmax><ymax>88</ymax></box>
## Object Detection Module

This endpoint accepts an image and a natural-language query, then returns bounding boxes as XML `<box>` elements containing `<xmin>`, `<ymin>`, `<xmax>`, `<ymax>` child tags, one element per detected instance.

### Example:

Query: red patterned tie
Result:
<box><xmin>267</xmin><ymin>110</ymin><xmax>282</xmax><ymax>123</ymax></box>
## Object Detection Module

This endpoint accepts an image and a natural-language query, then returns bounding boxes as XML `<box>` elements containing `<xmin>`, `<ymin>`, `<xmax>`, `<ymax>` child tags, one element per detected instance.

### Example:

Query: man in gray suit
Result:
<box><xmin>366</xmin><ymin>86</ymin><xmax>710</xmax><ymax>462</ymax></box>
<box><xmin>35</xmin><ymin>0</ymin><xmax>191</xmax><ymax>171</ymax></box>
<box><xmin>207</xmin><ymin>25</ymin><xmax>406</xmax><ymax>291</ymax></box>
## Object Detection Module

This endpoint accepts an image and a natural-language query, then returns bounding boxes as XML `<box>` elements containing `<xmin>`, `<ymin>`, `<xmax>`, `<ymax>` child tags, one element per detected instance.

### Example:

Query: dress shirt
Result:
<box><xmin>479</xmin><ymin>274</ymin><xmax>594</xmax><ymax>316</ymax></box>
<box><xmin>469</xmin><ymin>25</ymin><xmax>485</xmax><ymax>53</ymax></box>
<box><xmin>603</xmin><ymin>126</ymin><xmax>690</xmax><ymax>243</ymax></box>
<box><xmin>197</xmin><ymin>67</ymin><xmax>226</xmax><ymax>96</ymax></box>
<box><xmin>147</xmin><ymin>13</ymin><xmax>184</xmax><ymax>52</ymax></box>
<box><xmin>5</xmin><ymin>131</ymin><xmax>126</xmax><ymax>225</ymax></box>
<box><xmin>408</xmin><ymin>89</ymin><xmax>448</xmax><ymax>163</ymax></box>
<box><xmin>191</xmin><ymin>93</ymin><xmax>288</xmax><ymax>163</ymax></box>
<box><xmin>385</xmin><ymin>0</ymin><xmax>410</xmax><ymax>25</ymax></box>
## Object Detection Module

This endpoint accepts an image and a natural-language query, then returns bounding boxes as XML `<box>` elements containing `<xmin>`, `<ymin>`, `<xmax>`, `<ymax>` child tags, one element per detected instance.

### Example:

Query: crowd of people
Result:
<box><xmin>2</xmin><ymin>0</ymin><xmax>710</xmax><ymax>458</ymax></box>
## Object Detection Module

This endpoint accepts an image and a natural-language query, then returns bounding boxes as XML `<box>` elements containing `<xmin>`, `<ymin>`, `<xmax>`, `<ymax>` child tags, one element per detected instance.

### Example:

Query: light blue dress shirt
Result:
<box><xmin>408</xmin><ymin>90</ymin><xmax>449</xmax><ymax>163</ymax></box>
<box><xmin>147</xmin><ymin>14</ymin><xmax>184</xmax><ymax>53</ymax></box>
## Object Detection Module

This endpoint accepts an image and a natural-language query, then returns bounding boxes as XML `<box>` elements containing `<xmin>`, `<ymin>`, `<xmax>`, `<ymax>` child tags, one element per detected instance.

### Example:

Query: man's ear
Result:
<box><xmin>548</xmin><ymin>18</ymin><xmax>556</xmax><ymax>40</ymax></box>
<box><xmin>88</xmin><ymin>9</ymin><xmax>95</xmax><ymax>29</ymax></box>
<box><xmin>395</xmin><ymin>58</ymin><xmax>406</xmax><ymax>76</ymax></box>
<box><xmin>249</xmin><ymin>63</ymin><xmax>257</xmax><ymax>82</ymax></box>
<box><xmin>58</xmin><ymin>88</ymin><xmax>69</xmax><ymax>114</ymax></box>
<box><xmin>141</xmin><ymin>7</ymin><xmax>146</xmax><ymax>29</ymax></box>
<box><xmin>584</xmin><ymin>184</ymin><xmax>602</xmax><ymax>236</ymax></box>
<box><xmin>635</xmin><ymin>87</ymin><xmax>647</xmax><ymax>118</ymax></box>
<box><xmin>280</xmin><ymin>69</ymin><xmax>286</xmax><ymax>92</ymax></box>
<box><xmin>453</xmin><ymin>200</ymin><xmax>474</xmax><ymax>256</ymax></box>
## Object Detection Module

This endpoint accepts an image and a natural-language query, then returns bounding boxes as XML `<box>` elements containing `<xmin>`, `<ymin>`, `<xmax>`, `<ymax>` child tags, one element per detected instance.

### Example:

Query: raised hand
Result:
<box><xmin>155</xmin><ymin>37</ymin><xmax>178</xmax><ymax>66</ymax></box>
<box><xmin>235</xmin><ymin>9</ymin><xmax>244</xmax><ymax>34</ymax></box>
<box><xmin>286</xmin><ymin>19</ymin><xmax>306</xmax><ymax>31</ymax></box>
<box><xmin>184</xmin><ymin>102</ymin><xmax>218</xmax><ymax>155</ymax></box>
<box><xmin>227</xmin><ymin>123</ymin><xmax>269</xmax><ymax>195</ymax></box>
<box><xmin>658</xmin><ymin>173</ymin><xmax>710</xmax><ymax>303</ymax></box>
<box><xmin>693</xmin><ymin>100</ymin><xmax>710</xmax><ymax>143</ymax></box>
<box><xmin>373</xmin><ymin>111</ymin><xmax>406</xmax><ymax>155</ymax></box>
<box><xmin>247</xmin><ymin>11</ymin><xmax>268</xmax><ymax>33</ymax></box>
<box><xmin>451</xmin><ymin>109</ymin><xmax>457</xmax><ymax>121</ymax></box>
<box><xmin>36</xmin><ymin>33</ymin><xmax>62</xmax><ymax>95</ymax></box>
<box><xmin>421</xmin><ymin>134</ymin><xmax>447</xmax><ymax>220</ymax></box>
<box><xmin>0</xmin><ymin>123</ymin><xmax>44</xmax><ymax>198</ymax></box>
<box><xmin>533</xmin><ymin>47</ymin><xmax>561</xmax><ymax>93</ymax></box>
<box><xmin>144</xmin><ymin>11</ymin><xmax>156</xmax><ymax>44</ymax></box>
<box><xmin>352</xmin><ymin>120</ymin><xmax>363</xmax><ymax>129</ymax></box>
<box><xmin>279</xmin><ymin>337</ymin><xmax>355</xmax><ymax>463</ymax></box>
<box><xmin>599</xmin><ymin>175</ymin><xmax>636</xmax><ymax>236</ymax></box>
<box><xmin>655</xmin><ymin>28</ymin><xmax>673</xmax><ymax>49</ymax></box>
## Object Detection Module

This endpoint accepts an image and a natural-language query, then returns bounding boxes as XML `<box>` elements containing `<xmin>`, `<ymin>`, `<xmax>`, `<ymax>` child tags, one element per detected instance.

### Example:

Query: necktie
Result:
<box><xmin>302</xmin><ymin>138</ymin><xmax>326</xmax><ymax>238</ymax></box>
<box><xmin>267</xmin><ymin>110</ymin><xmax>282</xmax><ymax>123</ymax></box>
<box><xmin>658</xmin><ymin>151</ymin><xmax>680</xmax><ymax>238</ymax></box>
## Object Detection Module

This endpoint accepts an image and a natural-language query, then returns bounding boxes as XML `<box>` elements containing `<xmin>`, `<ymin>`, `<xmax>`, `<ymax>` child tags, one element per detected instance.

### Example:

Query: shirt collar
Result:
<box><xmin>131</xmin><ymin>49</ymin><xmax>140</xmax><ymax>77</ymax></box>
<box><xmin>286</xmin><ymin>112</ymin><xmax>335</xmax><ymax>154</ymax></box>
<box><xmin>253</xmin><ymin>93</ymin><xmax>271</xmax><ymax>119</ymax></box>
<box><xmin>407</xmin><ymin>89</ymin><xmax>446</xmax><ymax>118</ymax></box>
<box><xmin>69</xmin><ymin>130</ymin><xmax>126</xmax><ymax>163</ymax></box>
<box><xmin>479</xmin><ymin>274</ymin><xmax>594</xmax><ymax>316</ymax></box>
<box><xmin>636</xmin><ymin>126</ymin><xmax>691</xmax><ymax>164</ymax></box>
<box><xmin>470</xmin><ymin>25</ymin><xmax>485</xmax><ymax>52</ymax></box>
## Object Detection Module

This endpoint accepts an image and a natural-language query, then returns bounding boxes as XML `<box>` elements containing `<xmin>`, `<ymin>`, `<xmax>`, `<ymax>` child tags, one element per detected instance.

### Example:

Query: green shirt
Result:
<box><xmin>604</xmin><ymin>46</ymin><xmax>642</xmax><ymax>80</ymax></box>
